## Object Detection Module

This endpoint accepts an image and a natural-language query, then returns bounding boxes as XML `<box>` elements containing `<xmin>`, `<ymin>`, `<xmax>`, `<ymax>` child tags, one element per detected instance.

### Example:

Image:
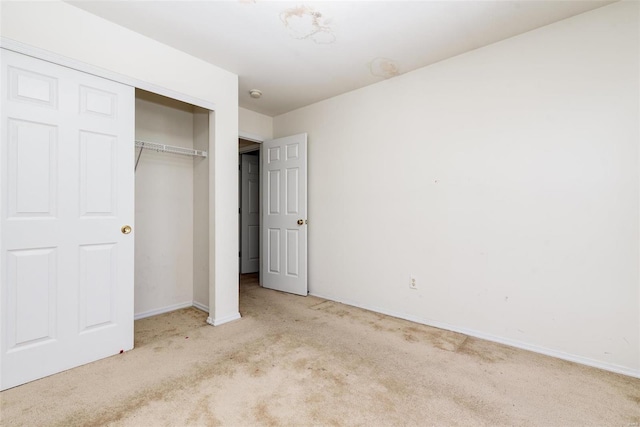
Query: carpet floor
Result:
<box><xmin>1</xmin><ymin>274</ymin><xmax>638</xmax><ymax>426</ymax></box>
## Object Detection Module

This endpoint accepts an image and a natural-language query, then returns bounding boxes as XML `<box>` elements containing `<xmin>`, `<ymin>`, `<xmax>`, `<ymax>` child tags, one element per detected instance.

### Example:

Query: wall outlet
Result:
<box><xmin>409</xmin><ymin>276</ymin><xmax>417</xmax><ymax>290</ymax></box>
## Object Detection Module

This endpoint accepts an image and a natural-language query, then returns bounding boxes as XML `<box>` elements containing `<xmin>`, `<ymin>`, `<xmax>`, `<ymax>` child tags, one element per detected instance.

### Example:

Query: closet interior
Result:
<box><xmin>134</xmin><ymin>89</ymin><xmax>210</xmax><ymax>319</ymax></box>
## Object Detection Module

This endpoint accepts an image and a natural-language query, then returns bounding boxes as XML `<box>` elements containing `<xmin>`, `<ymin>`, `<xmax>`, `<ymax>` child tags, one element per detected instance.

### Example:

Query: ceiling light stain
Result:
<box><xmin>280</xmin><ymin>5</ymin><xmax>335</xmax><ymax>44</ymax></box>
<box><xmin>369</xmin><ymin>57</ymin><xmax>400</xmax><ymax>79</ymax></box>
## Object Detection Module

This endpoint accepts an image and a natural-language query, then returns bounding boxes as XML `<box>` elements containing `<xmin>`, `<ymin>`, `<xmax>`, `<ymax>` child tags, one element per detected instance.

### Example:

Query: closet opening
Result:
<box><xmin>134</xmin><ymin>89</ymin><xmax>210</xmax><ymax>321</ymax></box>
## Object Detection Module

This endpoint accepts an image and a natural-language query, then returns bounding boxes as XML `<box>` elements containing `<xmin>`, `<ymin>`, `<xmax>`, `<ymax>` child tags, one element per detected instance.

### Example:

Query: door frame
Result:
<box><xmin>238</xmin><ymin>132</ymin><xmax>264</xmax><ymax>284</ymax></box>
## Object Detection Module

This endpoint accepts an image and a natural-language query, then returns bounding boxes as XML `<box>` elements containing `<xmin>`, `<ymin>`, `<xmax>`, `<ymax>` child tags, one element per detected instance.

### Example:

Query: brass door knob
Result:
<box><xmin>297</xmin><ymin>219</ymin><xmax>304</xmax><ymax>225</ymax></box>
<box><xmin>121</xmin><ymin>225</ymin><xmax>132</xmax><ymax>234</ymax></box>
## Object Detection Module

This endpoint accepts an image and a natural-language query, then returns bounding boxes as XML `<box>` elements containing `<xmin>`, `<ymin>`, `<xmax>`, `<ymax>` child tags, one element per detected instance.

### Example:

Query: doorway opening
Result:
<box><xmin>238</xmin><ymin>133</ymin><xmax>309</xmax><ymax>296</ymax></box>
<box><xmin>239</xmin><ymin>139</ymin><xmax>261</xmax><ymax>278</ymax></box>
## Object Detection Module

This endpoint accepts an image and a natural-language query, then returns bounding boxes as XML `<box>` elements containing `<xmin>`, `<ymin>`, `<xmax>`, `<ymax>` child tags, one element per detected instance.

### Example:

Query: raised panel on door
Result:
<box><xmin>9</xmin><ymin>66</ymin><xmax>58</xmax><ymax>108</ymax></box>
<box><xmin>268</xmin><ymin>146</ymin><xmax>280</xmax><ymax>163</ymax></box>
<box><xmin>286</xmin><ymin>229</ymin><xmax>299</xmax><ymax>277</ymax></box>
<box><xmin>78</xmin><ymin>244</ymin><xmax>117</xmax><ymax>332</ymax></box>
<box><xmin>286</xmin><ymin>168</ymin><xmax>299</xmax><ymax>215</ymax></box>
<box><xmin>268</xmin><ymin>170</ymin><xmax>280</xmax><ymax>215</ymax></box>
<box><xmin>285</xmin><ymin>143</ymin><xmax>299</xmax><ymax>160</ymax></box>
<box><xmin>249</xmin><ymin>177</ymin><xmax>259</xmax><ymax>214</ymax></box>
<box><xmin>7</xmin><ymin>119</ymin><xmax>57</xmax><ymax>218</ymax></box>
<box><xmin>79</xmin><ymin>131</ymin><xmax>117</xmax><ymax>217</ymax></box>
<box><xmin>268</xmin><ymin>228</ymin><xmax>281</xmax><ymax>274</ymax></box>
<box><xmin>5</xmin><ymin>248</ymin><xmax>57</xmax><ymax>350</ymax></box>
<box><xmin>79</xmin><ymin>85</ymin><xmax>117</xmax><ymax>118</ymax></box>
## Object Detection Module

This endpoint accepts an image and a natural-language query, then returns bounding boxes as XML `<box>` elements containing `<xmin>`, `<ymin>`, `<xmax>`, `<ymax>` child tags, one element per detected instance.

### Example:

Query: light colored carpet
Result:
<box><xmin>1</xmin><ymin>274</ymin><xmax>638</xmax><ymax>426</ymax></box>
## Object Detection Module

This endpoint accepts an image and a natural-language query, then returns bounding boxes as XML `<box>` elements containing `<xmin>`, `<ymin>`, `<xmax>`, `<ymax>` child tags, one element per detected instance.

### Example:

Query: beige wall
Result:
<box><xmin>274</xmin><ymin>2</ymin><xmax>640</xmax><ymax>376</ymax></box>
<box><xmin>134</xmin><ymin>91</ymin><xmax>195</xmax><ymax>317</ymax></box>
<box><xmin>1</xmin><ymin>0</ymin><xmax>240</xmax><ymax>324</ymax></box>
<box><xmin>239</xmin><ymin>107</ymin><xmax>273</xmax><ymax>140</ymax></box>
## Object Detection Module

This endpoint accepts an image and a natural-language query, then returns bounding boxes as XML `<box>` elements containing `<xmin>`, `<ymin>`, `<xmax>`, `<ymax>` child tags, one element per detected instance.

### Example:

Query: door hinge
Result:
<box><xmin>239</xmin><ymin>251</ymin><xmax>241</xmax><ymax>257</ymax></box>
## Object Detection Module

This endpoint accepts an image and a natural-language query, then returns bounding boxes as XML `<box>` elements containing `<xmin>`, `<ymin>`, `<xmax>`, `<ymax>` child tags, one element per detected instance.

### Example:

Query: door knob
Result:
<box><xmin>121</xmin><ymin>225</ymin><xmax>132</xmax><ymax>234</ymax></box>
<box><xmin>297</xmin><ymin>219</ymin><xmax>304</xmax><ymax>225</ymax></box>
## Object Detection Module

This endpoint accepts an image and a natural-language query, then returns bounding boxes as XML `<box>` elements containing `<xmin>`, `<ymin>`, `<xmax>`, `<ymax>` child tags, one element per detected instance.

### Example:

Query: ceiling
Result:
<box><xmin>68</xmin><ymin>1</ymin><xmax>614</xmax><ymax>117</ymax></box>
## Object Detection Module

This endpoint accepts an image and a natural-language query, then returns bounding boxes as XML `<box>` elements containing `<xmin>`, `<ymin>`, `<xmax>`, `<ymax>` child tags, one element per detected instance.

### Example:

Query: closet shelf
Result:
<box><xmin>135</xmin><ymin>140</ymin><xmax>207</xmax><ymax>158</ymax></box>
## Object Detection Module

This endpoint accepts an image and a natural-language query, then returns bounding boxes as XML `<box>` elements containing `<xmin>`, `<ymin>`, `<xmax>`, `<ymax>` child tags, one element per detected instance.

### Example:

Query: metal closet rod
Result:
<box><xmin>134</xmin><ymin>140</ymin><xmax>208</xmax><ymax>158</ymax></box>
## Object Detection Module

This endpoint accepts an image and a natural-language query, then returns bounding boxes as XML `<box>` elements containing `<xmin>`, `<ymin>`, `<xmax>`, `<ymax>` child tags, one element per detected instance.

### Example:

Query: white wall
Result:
<box><xmin>134</xmin><ymin>91</ymin><xmax>195</xmax><ymax>317</ymax></box>
<box><xmin>0</xmin><ymin>0</ymin><xmax>240</xmax><ymax>325</ymax></box>
<box><xmin>239</xmin><ymin>107</ymin><xmax>273</xmax><ymax>140</ymax></box>
<box><xmin>274</xmin><ymin>2</ymin><xmax>640</xmax><ymax>376</ymax></box>
<box><xmin>193</xmin><ymin>108</ymin><xmax>210</xmax><ymax>309</ymax></box>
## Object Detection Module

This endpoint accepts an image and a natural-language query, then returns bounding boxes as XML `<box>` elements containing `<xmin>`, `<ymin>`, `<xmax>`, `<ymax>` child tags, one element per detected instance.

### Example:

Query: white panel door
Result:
<box><xmin>261</xmin><ymin>134</ymin><xmax>307</xmax><ymax>296</ymax></box>
<box><xmin>240</xmin><ymin>154</ymin><xmax>259</xmax><ymax>274</ymax></box>
<box><xmin>0</xmin><ymin>49</ymin><xmax>135</xmax><ymax>390</ymax></box>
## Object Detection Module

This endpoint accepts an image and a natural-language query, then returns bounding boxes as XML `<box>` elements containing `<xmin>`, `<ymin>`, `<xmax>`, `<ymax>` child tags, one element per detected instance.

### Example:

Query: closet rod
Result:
<box><xmin>134</xmin><ymin>140</ymin><xmax>208</xmax><ymax>158</ymax></box>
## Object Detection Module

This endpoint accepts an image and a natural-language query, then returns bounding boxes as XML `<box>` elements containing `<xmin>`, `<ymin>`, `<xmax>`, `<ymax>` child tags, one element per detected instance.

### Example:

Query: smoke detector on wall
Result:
<box><xmin>249</xmin><ymin>89</ymin><xmax>262</xmax><ymax>99</ymax></box>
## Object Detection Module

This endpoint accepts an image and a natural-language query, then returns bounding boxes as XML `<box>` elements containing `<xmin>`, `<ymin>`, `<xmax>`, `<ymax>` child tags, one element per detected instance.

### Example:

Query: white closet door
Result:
<box><xmin>0</xmin><ymin>49</ymin><xmax>135</xmax><ymax>390</ymax></box>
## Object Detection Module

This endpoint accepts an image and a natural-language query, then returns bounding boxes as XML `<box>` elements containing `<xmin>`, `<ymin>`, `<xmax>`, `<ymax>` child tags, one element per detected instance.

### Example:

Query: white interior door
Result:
<box><xmin>240</xmin><ymin>153</ymin><xmax>259</xmax><ymax>274</ymax></box>
<box><xmin>261</xmin><ymin>133</ymin><xmax>307</xmax><ymax>296</ymax></box>
<box><xmin>0</xmin><ymin>50</ymin><xmax>135</xmax><ymax>390</ymax></box>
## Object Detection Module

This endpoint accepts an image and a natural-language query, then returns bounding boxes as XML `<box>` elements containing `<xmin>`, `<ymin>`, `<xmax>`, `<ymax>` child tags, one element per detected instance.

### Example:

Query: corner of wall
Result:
<box><xmin>239</xmin><ymin>107</ymin><xmax>273</xmax><ymax>140</ymax></box>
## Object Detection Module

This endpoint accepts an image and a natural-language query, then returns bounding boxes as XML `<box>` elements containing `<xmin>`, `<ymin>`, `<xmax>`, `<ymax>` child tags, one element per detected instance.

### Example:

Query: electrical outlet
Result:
<box><xmin>409</xmin><ymin>276</ymin><xmax>417</xmax><ymax>290</ymax></box>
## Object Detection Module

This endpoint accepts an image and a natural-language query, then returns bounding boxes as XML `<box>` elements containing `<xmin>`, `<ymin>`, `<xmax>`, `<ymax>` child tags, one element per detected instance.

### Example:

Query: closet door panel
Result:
<box><xmin>0</xmin><ymin>49</ymin><xmax>135</xmax><ymax>391</ymax></box>
<box><xmin>5</xmin><ymin>248</ymin><xmax>57</xmax><ymax>349</ymax></box>
<box><xmin>79</xmin><ymin>85</ymin><xmax>117</xmax><ymax>118</ymax></box>
<box><xmin>79</xmin><ymin>131</ymin><xmax>117</xmax><ymax>217</ymax></box>
<box><xmin>7</xmin><ymin>118</ymin><xmax>58</xmax><ymax>218</ymax></box>
<box><xmin>78</xmin><ymin>243</ymin><xmax>116</xmax><ymax>332</ymax></box>
<box><xmin>8</xmin><ymin>65</ymin><xmax>58</xmax><ymax>108</ymax></box>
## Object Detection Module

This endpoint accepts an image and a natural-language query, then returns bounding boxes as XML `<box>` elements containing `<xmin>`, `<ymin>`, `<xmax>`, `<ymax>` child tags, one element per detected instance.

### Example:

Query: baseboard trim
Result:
<box><xmin>134</xmin><ymin>301</ymin><xmax>193</xmax><ymax>320</ymax></box>
<box><xmin>309</xmin><ymin>292</ymin><xmax>640</xmax><ymax>379</ymax></box>
<box><xmin>207</xmin><ymin>312</ymin><xmax>242</xmax><ymax>326</ymax></box>
<box><xmin>192</xmin><ymin>301</ymin><xmax>209</xmax><ymax>313</ymax></box>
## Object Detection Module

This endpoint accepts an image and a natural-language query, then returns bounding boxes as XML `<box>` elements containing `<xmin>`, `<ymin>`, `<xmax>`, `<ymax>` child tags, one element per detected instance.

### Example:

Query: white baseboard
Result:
<box><xmin>135</xmin><ymin>301</ymin><xmax>242</xmax><ymax>328</ymax></box>
<box><xmin>309</xmin><ymin>292</ymin><xmax>640</xmax><ymax>379</ymax></box>
<box><xmin>192</xmin><ymin>301</ymin><xmax>209</xmax><ymax>313</ymax></box>
<box><xmin>134</xmin><ymin>301</ymin><xmax>193</xmax><ymax>320</ymax></box>
<box><xmin>207</xmin><ymin>312</ymin><xmax>242</xmax><ymax>326</ymax></box>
